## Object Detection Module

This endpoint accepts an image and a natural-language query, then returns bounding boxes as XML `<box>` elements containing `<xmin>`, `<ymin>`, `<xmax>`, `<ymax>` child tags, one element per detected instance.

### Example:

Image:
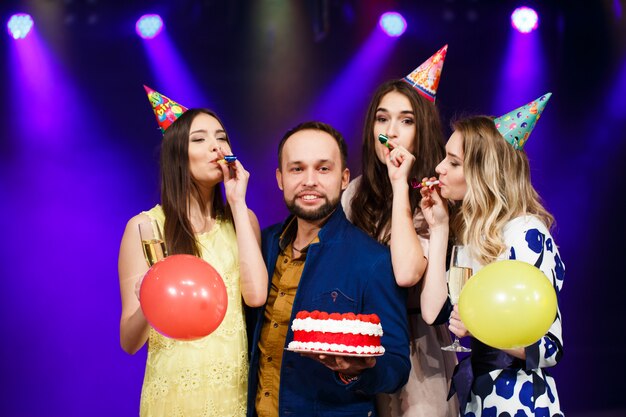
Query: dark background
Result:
<box><xmin>1</xmin><ymin>0</ymin><xmax>624</xmax><ymax>416</ymax></box>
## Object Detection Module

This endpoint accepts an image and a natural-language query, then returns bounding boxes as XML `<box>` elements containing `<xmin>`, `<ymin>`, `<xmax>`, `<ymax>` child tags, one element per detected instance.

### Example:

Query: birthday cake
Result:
<box><xmin>288</xmin><ymin>310</ymin><xmax>385</xmax><ymax>355</ymax></box>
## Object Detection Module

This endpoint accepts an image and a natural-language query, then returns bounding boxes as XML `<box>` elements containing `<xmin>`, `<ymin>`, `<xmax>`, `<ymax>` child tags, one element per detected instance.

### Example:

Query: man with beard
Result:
<box><xmin>246</xmin><ymin>121</ymin><xmax>411</xmax><ymax>417</ymax></box>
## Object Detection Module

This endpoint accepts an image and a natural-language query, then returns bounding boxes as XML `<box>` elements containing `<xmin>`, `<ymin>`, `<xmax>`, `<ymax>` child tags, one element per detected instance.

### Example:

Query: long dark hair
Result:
<box><xmin>160</xmin><ymin>108</ymin><xmax>232</xmax><ymax>257</ymax></box>
<box><xmin>350</xmin><ymin>79</ymin><xmax>445</xmax><ymax>243</ymax></box>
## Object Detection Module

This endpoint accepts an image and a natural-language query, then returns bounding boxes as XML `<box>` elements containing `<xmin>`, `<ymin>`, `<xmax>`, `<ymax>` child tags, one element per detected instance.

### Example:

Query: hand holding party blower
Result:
<box><xmin>217</xmin><ymin>155</ymin><xmax>237</xmax><ymax>164</ymax></box>
<box><xmin>412</xmin><ymin>179</ymin><xmax>440</xmax><ymax>189</ymax></box>
<box><xmin>379</xmin><ymin>134</ymin><xmax>440</xmax><ymax>189</ymax></box>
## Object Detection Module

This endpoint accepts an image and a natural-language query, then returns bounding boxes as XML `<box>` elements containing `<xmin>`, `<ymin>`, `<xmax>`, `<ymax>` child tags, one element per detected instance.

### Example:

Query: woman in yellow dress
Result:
<box><xmin>118</xmin><ymin>91</ymin><xmax>267</xmax><ymax>416</ymax></box>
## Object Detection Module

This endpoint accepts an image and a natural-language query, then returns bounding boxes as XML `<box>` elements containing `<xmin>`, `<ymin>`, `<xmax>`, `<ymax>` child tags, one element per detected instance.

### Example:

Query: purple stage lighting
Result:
<box><xmin>7</xmin><ymin>13</ymin><xmax>34</xmax><ymax>39</ymax></box>
<box><xmin>136</xmin><ymin>14</ymin><xmax>164</xmax><ymax>39</ymax></box>
<box><xmin>511</xmin><ymin>7</ymin><xmax>539</xmax><ymax>33</ymax></box>
<box><xmin>379</xmin><ymin>12</ymin><xmax>406</xmax><ymax>37</ymax></box>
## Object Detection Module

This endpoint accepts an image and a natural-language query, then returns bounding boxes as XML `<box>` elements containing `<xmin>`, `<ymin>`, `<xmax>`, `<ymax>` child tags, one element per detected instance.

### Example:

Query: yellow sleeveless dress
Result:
<box><xmin>140</xmin><ymin>205</ymin><xmax>248</xmax><ymax>417</ymax></box>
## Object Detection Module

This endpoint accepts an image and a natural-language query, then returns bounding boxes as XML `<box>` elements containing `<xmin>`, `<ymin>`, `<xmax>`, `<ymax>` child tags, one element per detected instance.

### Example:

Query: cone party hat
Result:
<box><xmin>144</xmin><ymin>85</ymin><xmax>188</xmax><ymax>133</ymax></box>
<box><xmin>494</xmin><ymin>93</ymin><xmax>551</xmax><ymax>150</ymax></box>
<box><xmin>403</xmin><ymin>44</ymin><xmax>448</xmax><ymax>102</ymax></box>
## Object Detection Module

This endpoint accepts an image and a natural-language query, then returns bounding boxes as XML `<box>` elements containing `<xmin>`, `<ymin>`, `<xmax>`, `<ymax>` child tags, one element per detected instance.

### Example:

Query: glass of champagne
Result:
<box><xmin>441</xmin><ymin>245</ymin><xmax>472</xmax><ymax>352</ymax></box>
<box><xmin>138</xmin><ymin>220</ymin><xmax>167</xmax><ymax>267</ymax></box>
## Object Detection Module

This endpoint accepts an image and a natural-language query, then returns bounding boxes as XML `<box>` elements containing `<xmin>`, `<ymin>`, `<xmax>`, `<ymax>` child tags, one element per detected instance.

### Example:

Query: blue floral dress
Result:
<box><xmin>451</xmin><ymin>216</ymin><xmax>565</xmax><ymax>417</ymax></box>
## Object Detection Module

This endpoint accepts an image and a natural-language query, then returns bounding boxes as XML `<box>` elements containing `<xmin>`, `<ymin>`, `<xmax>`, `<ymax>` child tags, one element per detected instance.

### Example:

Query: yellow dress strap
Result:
<box><xmin>142</xmin><ymin>204</ymin><xmax>165</xmax><ymax>227</ymax></box>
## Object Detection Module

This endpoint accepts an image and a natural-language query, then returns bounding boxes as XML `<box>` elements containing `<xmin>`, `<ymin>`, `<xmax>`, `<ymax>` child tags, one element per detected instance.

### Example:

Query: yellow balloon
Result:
<box><xmin>458</xmin><ymin>260</ymin><xmax>557</xmax><ymax>350</ymax></box>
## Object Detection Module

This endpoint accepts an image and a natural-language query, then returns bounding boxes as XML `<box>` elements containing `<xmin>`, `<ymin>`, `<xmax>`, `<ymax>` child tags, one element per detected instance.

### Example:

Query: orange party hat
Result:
<box><xmin>403</xmin><ymin>45</ymin><xmax>448</xmax><ymax>102</ymax></box>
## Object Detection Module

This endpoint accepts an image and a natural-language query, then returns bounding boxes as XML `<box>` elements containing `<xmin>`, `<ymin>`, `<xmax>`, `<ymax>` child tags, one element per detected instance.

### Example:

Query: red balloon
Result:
<box><xmin>140</xmin><ymin>254</ymin><xmax>228</xmax><ymax>341</ymax></box>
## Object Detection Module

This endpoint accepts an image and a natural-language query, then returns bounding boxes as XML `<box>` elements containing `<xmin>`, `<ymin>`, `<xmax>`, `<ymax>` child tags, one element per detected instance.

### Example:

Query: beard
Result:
<box><xmin>285</xmin><ymin>194</ymin><xmax>339</xmax><ymax>221</ymax></box>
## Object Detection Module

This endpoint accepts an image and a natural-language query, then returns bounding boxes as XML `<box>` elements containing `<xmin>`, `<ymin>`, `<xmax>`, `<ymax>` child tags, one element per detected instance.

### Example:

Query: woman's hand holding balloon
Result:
<box><xmin>134</xmin><ymin>276</ymin><xmax>143</xmax><ymax>301</ymax></box>
<box><xmin>449</xmin><ymin>304</ymin><xmax>471</xmax><ymax>339</ymax></box>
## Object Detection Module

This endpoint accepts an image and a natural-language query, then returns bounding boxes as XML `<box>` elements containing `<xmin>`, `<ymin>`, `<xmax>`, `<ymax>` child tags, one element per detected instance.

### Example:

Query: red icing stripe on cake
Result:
<box><xmin>292</xmin><ymin>330</ymin><xmax>381</xmax><ymax>347</ymax></box>
<box><xmin>289</xmin><ymin>310</ymin><xmax>384</xmax><ymax>355</ymax></box>
<box><xmin>296</xmin><ymin>310</ymin><xmax>381</xmax><ymax>324</ymax></box>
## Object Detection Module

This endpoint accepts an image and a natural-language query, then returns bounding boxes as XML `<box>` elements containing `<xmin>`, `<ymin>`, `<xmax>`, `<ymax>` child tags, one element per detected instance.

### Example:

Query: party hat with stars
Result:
<box><xmin>403</xmin><ymin>44</ymin><xmax>448</xmax><ymax>102</ymax></box>
<box><xmin>494</xmin><ymin>93</ymin><xmax>551</xmax><ymax>150</ymax></box>
<box><xmin>143</xmin><ymin>85</ymin><xmax>188</xmax><ymax>133</ymax></box>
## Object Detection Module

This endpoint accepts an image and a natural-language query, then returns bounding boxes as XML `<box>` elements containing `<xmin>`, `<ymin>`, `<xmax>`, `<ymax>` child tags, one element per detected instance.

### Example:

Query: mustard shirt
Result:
<box><xmin>256</xmin><ymin>219</ymin><xmax>319</xmax><ymax>417</ymax></box>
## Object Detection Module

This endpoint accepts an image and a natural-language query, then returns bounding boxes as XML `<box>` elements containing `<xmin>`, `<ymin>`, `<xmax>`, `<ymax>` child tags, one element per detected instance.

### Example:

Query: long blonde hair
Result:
<box><xmin>451</xmin><ymin>116</ymin><xmax>554</xmax><ymax>264</ymax></box>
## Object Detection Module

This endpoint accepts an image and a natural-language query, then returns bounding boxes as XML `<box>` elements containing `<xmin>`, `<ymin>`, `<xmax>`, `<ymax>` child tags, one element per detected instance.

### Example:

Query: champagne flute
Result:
<box><xmin>138</xmin><ymin>220</ymin><xmax>167</xmax><ymax>267</ymax></box>
<box><xmin>441</xmin><ymin>245</ymin><xmax>472</xmax><ymax>352</ymax></box>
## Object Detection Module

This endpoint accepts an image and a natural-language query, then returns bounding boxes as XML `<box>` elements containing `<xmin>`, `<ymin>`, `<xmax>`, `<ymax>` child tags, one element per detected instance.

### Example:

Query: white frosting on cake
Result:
<box><xmin>291</xmin><ymin>317</ymin><xmax>383</xmax><ymax>336</ymax></box>
<box><xmin>287</xmin><ymin>341</ymin><xmax>385</xmax><ymax>355</ymax></box>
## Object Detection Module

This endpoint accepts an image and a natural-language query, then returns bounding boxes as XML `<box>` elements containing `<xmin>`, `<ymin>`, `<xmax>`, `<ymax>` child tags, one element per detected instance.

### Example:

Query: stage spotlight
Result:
<box><xmin>136</xmin><ymin>14</ymin><xmax>163</xmax><ymax>39</ymax></box>
<box><xmin>379</xmin><ymin>12</ymin><xmax>406</xmax><ymax>37</ymax></box>
<box><xmin>511</xmin><ymin>7</ymin><xmax>539</xmax><ymax>33</ymax></box>
<box><xmin>7</xmin><ymin>13</ymin><xmax>34</xmax><ymax>39</ymax></box>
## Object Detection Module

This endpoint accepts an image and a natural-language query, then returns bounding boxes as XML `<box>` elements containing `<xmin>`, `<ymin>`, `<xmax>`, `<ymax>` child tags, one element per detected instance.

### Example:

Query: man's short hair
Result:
<box><xmin>277</xmin><ymin>121</ymin><xmax>348</xmax><ymax>170</ymax></box>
